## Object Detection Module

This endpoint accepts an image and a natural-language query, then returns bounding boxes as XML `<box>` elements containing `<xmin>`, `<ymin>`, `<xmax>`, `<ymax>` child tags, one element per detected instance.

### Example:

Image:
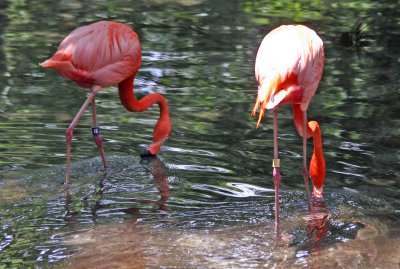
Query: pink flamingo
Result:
<box><xmin>40</xmin><ymin>21</ymin><xmax>171</xmax><ymax>188</ymax></box>
<box><xmin>252</xmin><ymin>25</ymin><xmax>326</xmax><ymax>232</ymax></box>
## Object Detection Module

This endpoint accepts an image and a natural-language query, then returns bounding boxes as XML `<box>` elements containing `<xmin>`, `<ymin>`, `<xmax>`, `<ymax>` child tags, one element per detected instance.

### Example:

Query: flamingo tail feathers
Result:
<box><xmin>252</xmin><ymin>71</ymin><xmax>281</xmax><ymax>128</ymax></box>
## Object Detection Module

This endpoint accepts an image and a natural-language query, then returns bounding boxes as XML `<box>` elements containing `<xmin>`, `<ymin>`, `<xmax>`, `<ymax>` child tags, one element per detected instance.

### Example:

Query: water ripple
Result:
<box><xmin>172</xmin><ymin>164</ymin><xmax>232</xmax><ymax>174</ymax></box>
<box><xmin>192</xmin><ymin>182</ymin><xmax>271</xmax><ymax>198</ymax></box>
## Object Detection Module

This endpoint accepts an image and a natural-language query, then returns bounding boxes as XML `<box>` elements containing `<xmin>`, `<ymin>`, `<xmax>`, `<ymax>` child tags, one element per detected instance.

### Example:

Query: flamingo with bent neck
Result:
<box><xmin>252</xmin><ymin>25</ymin><xmax>326</xmax><ymax>233</ymax></box>
<box><xmin>40</xmin><ymin>21</ymin><xmax>171</xmax><ymax>188</ymax></box>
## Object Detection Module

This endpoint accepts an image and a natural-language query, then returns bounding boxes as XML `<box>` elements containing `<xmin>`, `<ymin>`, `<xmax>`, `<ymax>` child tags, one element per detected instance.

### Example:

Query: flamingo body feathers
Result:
<box><xmin>253</xmin><ymin>25</ymin><xmax>324</xmax><ymax>127</ymax></box>
<box><xmin>252</xmin><ymin>25</ymin><xmax>326</xmax><ymax>231</ymax></box>
<box><xmin>40</xmin><ymin>21</ymin><xmax>171</xmax><ymax>186</ymax></box>
<box><xmin>40</xmin><ymin>21</ymin><xmax>142</xmax><ymax>88</ymax></box>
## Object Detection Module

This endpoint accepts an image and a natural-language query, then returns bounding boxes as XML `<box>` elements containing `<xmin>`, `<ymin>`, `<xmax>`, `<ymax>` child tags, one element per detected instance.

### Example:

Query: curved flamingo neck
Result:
<box><xmin>293</xmin><ymin>104</ymin><xmax>326</xmax><ymax>197</ymax></box>
<box><xmin>118</xmin><ymin>76</ymin><xmax>171</xmax><ymax>154</ymax></box>
<box><xmin>118</xmin><ymin>76</ymin><xmax>167</xmax><ymax>112</ymax></box>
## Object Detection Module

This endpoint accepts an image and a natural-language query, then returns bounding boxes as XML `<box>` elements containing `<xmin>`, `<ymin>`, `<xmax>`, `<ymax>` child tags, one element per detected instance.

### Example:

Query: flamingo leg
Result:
<box><xmin>272</xmin><ymin>108</ymin><xmax>281</xmax><ymax>234</ymax></box>
<box><xmin>91</xmin><ymin>97</ymin><xmax>109</xmax><ymax>169</ymax></box>
<box><xmin>65</xmin><ymin>86</ymin><xmax>101</xmax><ymax>188</ymax></box>
<box><xmin>302</xmin><ymin>110</ymin><xmax>312</xmax><ymax>212</ymax></box>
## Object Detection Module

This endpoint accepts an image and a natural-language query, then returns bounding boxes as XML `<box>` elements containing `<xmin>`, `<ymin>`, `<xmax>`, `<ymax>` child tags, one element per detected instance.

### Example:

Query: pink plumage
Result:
<box><xmin>252</xmin><ymin>25</ymin><xmax>324</xmax><ymax>127</ymax></box>
<box><xmin>40</xmin><ymin>21</ymin><xmax>171</xmax><ymax>188</ymax></box>
<box><xmin>41</xmin><ymin>21</ymin><xmax>142</xmax><ymax>88</ymax></box>
<box><xmin>251</xmin><ymin>25</ymin><xmax>326</xmax><ymax>234</ymax></box>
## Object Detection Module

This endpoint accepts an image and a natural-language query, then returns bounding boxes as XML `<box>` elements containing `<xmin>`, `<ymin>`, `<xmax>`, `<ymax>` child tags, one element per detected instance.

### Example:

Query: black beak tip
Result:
<box><xmin>140</xmin><ymin>149</ymin><xmax>156</xmax><ymax>158</ymax></box>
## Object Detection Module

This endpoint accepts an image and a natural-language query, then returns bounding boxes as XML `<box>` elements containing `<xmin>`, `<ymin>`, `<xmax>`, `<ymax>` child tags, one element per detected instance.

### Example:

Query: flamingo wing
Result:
<box><xmin>40</xmin><ymin>21</ymin><xmax>142</xmax><ymax>88</ymax></box>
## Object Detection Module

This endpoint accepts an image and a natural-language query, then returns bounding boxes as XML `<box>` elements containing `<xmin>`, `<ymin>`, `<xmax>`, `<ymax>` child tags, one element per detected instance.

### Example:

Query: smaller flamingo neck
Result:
<box><xmin>293</xmin><ymin>104</ymin><xmax>326</xmax><ymax>196</ymax></box>
<box><xmin>118</xmin><ymin>76</ymin><xmax>171</xmax><ymax>155</ymax></box>
<box><xmin>308</xmin><ymin>120</ymin><xmax>326</xmax><ymax>196</ymax></box>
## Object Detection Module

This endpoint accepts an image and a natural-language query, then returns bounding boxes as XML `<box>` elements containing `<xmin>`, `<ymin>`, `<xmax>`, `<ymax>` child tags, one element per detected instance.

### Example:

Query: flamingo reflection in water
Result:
<box><xmin>63</xmin><ymin>156</ymin><xmax>170</xmax><ymax>223</ymax></box>
<box><xmin>123</xmin><ymin>156</ymin><xmax>170</xmax><ymax>222</ymax></box>
<box><xmin>303</xmin><ymin>198</ymin><xmax>330</xmax><ymax>251</ymax></box>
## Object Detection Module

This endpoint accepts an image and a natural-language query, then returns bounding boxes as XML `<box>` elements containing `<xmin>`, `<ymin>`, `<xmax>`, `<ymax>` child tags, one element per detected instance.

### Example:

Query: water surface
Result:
<box><xmin>0</xmin><ymin>0</ymin><xmax>399</xmax><ymax>268</ymax></box>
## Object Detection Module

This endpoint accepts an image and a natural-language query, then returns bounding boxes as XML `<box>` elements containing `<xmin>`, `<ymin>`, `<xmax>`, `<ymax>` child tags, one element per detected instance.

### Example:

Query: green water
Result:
<box><xmin>0</xmin><ymin>0</ymin><xmax>399</xmax><ymax>268</ymax></box>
